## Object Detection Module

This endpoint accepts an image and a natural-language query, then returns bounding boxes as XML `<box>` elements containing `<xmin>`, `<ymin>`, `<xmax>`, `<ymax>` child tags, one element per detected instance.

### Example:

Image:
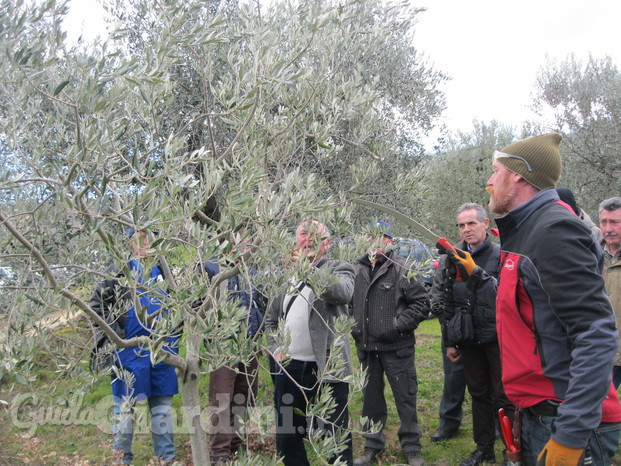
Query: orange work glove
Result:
<box><xmin>536</xmin><ymin>438</ymin><xmax>585</xmax><ymax>465</ymax></box>
<box><xmin>446</xmin><ymin>248</ymin><xmax>476</xmax><ymax>280</ymax></box>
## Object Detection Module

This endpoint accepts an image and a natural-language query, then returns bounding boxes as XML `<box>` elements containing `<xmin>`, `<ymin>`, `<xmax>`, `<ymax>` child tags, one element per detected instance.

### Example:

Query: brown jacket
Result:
<box><xmin>603</xmin><ymin>246</ymin><xmax>621</xmax><ymax>365</ymax></box>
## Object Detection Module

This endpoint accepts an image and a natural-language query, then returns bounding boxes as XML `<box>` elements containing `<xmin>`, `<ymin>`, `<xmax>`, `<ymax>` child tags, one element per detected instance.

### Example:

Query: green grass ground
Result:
<box><xmin>1</xmin><ymin>317</ymin><xmax>619</xmax><ymax>465</ymax></box>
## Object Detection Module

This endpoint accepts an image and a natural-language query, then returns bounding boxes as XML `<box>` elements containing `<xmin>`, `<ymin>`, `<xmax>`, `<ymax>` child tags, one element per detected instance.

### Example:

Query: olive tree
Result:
<box><xmin>0</xmin><ymin>0</ymin><xmax>445</xmax><ymax>463</ymax></box>
<box><xmin>533</xmin><ymin>54</ymin><xmax>621</xmax><ymax>215</ymax></box>
<box><xmin>102</xmin><ymin>0</ymin><xmax>447</xmax><ymax>215</ymax></box>
<box><xmin>416</xmin><ymin>120</ymin><xmax>519</xmax><ymax>238</ymax></box>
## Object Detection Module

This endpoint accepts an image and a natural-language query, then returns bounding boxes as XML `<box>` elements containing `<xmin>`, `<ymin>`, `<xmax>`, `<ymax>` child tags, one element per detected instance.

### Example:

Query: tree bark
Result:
<box><xmin>179</xmin><ymin>332</ymin><xmax>210</xmax><ymax>465</ymax></box>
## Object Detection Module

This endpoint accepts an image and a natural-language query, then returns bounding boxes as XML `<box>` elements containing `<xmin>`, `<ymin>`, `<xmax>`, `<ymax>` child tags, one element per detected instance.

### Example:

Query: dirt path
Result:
<box><xmin>0</xmin><ymin>308</ymin><xmax>83</xmax><ymax>345</ymax></box>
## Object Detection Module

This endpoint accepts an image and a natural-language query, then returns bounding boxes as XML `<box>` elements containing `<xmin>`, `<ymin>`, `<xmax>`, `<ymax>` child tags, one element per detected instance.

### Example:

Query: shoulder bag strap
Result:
<box><xmin>283</xmin><ymin>281</ymin><xmax>306</xmax><ymax>319</ymax></box>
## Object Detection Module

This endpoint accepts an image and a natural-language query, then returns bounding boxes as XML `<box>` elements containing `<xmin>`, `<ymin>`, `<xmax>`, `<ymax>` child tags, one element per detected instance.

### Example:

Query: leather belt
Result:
<box><xmin>524</xmin><ymin>400</ymin><xmax>559</xmax><ymax>417</ymax></box>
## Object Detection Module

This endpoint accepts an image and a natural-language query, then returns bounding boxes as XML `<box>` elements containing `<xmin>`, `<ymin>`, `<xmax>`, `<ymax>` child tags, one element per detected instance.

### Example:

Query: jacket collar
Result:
<box><xmin>602</xmin><ymin>242</ymin><xmax>621</xmax><ymax>264</ymax></box>
<box><xmin>358</xmin><ymin>250</ymin><xmax>393</xmax><ymax>268</ymax></box>
<box><xmin>459</xmin><ymin>233</ymin><xmax>492</xmax><ymax>257</ymax></box>
<box><xmin>314</xmin><ymin>257</ymin><xmax>329</xmax><ymax>268</ymax></box>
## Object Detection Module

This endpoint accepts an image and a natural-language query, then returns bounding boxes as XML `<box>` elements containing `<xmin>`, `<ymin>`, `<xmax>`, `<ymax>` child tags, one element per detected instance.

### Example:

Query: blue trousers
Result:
<box><xmin>274</xmin><ymin>359</ymin><xmax>353</xmax><ymax>465</ymax></box>
<box><xmin>113</xmin><ymin>395</ymin><xmax>175</xmax><ymax>464</ymax></box>
<box><xmin>521</xmin><ymin>411</ymin><xmax>620</xmax><ymax>465</ymax></box>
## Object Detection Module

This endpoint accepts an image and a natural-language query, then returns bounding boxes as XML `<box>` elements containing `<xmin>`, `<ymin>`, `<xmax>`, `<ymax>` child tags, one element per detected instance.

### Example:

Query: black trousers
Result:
<box><xmin>461</xmin><ymin>341</ymin><xmax>515</xmax><ymax>452</ymax></box>
<box><xmin>274</xmin><ymin>359</ymin><xmax>353</xmax><ymax>465</ymax></box>
<box><xmin>359</xmin><ymin>348</ymin><xmax>422</xmax><ymax>454</ymax></box>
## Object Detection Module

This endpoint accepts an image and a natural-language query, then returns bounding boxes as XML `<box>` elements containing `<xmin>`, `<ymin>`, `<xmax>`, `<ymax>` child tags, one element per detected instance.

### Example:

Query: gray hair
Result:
<box><xmin>297</xmin><ymin>219</ymin><xmax>331</xmax><ymax>239</ymax></box>
<box><xmin>457</xmin><ymin>203</ymin><xmax>488</xmax><ymax>222</ymax></box>
<box><xmin>599</xmin><ymin>197</ymin><xmax>621</xmax><ymax>213</ymax></box>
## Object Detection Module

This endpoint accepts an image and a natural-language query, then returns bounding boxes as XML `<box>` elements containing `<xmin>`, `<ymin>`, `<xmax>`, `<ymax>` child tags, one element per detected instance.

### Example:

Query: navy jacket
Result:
<box><xmin>201</xmin><ymin>261</ymin><xmax>265</xmax><ymax>337</ymax></box>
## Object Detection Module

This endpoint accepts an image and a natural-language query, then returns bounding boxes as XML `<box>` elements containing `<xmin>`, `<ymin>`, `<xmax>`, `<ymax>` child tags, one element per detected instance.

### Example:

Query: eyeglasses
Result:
<box><xmin>493</xmin><ymin>150</ymin><xmax>532</xmax><ymax>173</ymax></box>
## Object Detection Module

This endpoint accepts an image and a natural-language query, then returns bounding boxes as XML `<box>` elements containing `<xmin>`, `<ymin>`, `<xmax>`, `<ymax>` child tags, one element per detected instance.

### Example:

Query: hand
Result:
<box><xmin>536</xmin><ymin>439</ymin><xmax>585</xmax><ymax>465</ymax></box>
<box><xmin>284</xmin><ymin>249</ymin><xmax>302</xmax><ymax>268</ymax></box>
<box><xmin>446</xmin><ymin>248</ymin><xmax>476</xmax><ymax>280</ymax></box>
<box><xmin>436</xmin><ymin>237</ymin><xmax>455</xmax><ymax>255</ymax></box>
<box><xmin>446</xmin><ymin>347</ymin><xmax>462</xmax><ymax>362</ymax></box>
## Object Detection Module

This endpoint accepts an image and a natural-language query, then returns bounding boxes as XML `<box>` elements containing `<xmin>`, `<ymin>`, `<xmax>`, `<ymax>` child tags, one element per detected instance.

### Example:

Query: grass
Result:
<box><xmin>1</xmin><ymin>317</ymin><xmax>619</xmax><ymax>465</ymax></box>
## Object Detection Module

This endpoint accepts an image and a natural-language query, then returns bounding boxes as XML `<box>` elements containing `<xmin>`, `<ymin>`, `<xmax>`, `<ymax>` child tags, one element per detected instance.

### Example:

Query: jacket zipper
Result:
<box><xmin>533</xmin><ymin>330</ymin><xmax>547</xmax><ymax>368</ymax></box>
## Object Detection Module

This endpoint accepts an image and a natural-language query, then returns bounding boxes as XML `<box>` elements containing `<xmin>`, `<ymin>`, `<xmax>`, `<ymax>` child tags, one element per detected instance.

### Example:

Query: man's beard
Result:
<box><xmin>487</xmin><ymin>185</ymin><xmax>514</xmax><ymax>215</ymax></box>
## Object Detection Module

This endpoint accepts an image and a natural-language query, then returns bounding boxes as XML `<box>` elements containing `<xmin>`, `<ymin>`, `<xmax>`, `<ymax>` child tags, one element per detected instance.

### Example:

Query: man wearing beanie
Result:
<box><xmin>442</xmin><ymin>133</ymin><xmax>621</xmax><ymax>465</ymax></box>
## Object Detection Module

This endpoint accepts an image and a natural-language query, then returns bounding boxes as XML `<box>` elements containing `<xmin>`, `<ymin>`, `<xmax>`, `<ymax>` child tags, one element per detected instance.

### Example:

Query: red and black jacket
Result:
<box><xmin>471</xmin><ymin>188</ymin><xmax>621</xmax><ymax>448</ymax></box>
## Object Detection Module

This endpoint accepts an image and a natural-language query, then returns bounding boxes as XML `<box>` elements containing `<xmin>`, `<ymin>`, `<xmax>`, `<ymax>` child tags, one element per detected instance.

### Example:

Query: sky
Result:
<box><xmin>65</xmin><ymin>0</ymin><xmax>621</xmax><ymax>135</ymax></box>
<box><xmin>414</xmin><ymin>0</ymin><xmax>621</xmax><ymax>133</ymax></box>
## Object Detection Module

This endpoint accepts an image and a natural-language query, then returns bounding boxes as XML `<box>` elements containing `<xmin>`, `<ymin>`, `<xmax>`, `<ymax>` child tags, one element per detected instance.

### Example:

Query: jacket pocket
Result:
<box><xmin>375</xmin><ymin>323</ymin><xmax>401</xmax><ymax>342</ymax></box>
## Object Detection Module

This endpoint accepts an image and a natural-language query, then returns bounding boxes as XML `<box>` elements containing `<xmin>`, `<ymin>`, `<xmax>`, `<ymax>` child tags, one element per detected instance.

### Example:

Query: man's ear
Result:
<box><xmin>483</xmin><ymin>218</ymin><xmax>490</xmax><ymax>228</ymax></box>
<box><xmin>510</xmin><ymin>170</ymin><xmax>522</xmax><ymax>181</ymax></box>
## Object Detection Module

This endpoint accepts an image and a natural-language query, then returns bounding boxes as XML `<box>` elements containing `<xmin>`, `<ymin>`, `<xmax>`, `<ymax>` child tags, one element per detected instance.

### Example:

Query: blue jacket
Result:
<box><xmin>89</xmin><ymin>259</ymin><xmax>179</xmax><ymax>399</ymax></box>
<box><xmin>201</xmin><ymin>261</ymin><xmax>265</xmax><ymax>337</ymax></box>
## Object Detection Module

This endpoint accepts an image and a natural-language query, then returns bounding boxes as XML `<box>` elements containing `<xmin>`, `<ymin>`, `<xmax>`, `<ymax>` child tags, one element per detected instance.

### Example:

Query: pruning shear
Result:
<box><xmin>436</xmin><ymin>237</ymin><xmax>464</xmax><ymax>281</ymax></box>
<box><xmin>498</xmin><ymin>408</ymin><xmax>522</xmax><ymax>465</ymax></box>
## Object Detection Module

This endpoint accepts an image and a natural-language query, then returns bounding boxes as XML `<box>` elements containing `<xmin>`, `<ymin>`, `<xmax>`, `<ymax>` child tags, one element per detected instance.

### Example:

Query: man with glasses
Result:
<box><xmin>198</xmin><ymin>229</ymin><xmax>266</xmax><ymax>464</ymax></box>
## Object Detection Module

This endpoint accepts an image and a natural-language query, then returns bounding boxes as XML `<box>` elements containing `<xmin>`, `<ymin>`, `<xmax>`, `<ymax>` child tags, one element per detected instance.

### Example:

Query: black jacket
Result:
<box><xmin>442</xmin><ymin>234</ymin><xmax>499</xmax><ymax>347</ymax></box>
<box><xmin>89</xmin><ymin>263</ymin><xmax>129</xmax><ymax>344</ymax></box>
<box><xmin>351</xmin><ymin>250</ymin><xmax>429</xmax><ymax>351</ymax></box>
<box><xmin>88</xmin><ymin>262</ymin><xmax>130</xmax><ymax>371</ymax></box>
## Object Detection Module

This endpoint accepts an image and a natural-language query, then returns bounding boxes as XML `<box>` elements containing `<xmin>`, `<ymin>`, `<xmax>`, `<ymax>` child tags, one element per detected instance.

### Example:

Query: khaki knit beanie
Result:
<box><xmin>496</xmin><ymin>133</ymin><xmax>562</xmax><ymax>189</ymax></box>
